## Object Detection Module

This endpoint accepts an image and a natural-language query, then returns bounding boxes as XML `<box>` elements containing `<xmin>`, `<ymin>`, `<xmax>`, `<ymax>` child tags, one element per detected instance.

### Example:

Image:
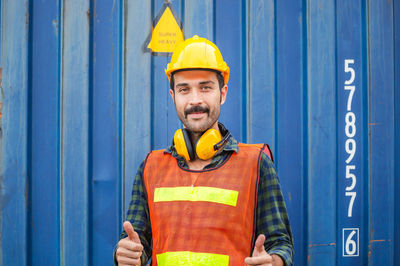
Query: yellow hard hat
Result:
<box><xmin>165</xmin><ymin>35</ymin><xmax>230</xmax><ymax>85</ymax></box>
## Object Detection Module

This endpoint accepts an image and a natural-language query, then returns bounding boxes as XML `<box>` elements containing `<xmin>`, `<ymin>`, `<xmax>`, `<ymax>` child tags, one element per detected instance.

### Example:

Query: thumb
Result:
<box><xmin>253</xmin><ymin>234</ymin><xmax>266</xmax><ymax>255</ymax></box>
<box><xmin>123</xmin><ymin>221</ymin><xmax>141</xmax><ymax>243</ymax></box>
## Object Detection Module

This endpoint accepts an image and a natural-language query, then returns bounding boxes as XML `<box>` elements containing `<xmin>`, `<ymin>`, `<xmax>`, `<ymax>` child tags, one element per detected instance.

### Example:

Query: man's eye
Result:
<box><xmin>178</xmin><ymin>87</ymin><xmax>189</xmax><ymax>93</ymax></box>
<box><xmin>201</xmin><ymin>86</ymin><xmax>211</xmax><ymax>90</ymax></box>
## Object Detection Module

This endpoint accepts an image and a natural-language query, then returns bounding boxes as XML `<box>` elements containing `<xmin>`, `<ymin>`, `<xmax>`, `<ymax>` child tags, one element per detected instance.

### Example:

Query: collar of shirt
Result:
<box><xmin>164</xmin><ymin>132</ymin><xmax>239</xmax><ymax>170</ymax></box>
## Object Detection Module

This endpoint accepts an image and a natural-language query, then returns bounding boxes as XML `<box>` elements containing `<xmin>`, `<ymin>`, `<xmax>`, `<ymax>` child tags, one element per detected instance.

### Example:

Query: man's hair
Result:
<box><xmin>170</xmin><ymin>69</ymin><xmax>225</xmax><ymax>91</ymax></box>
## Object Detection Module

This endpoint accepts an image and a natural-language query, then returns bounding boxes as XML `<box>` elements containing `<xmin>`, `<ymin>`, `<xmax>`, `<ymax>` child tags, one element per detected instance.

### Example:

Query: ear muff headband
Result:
<box><xmin>182</xmin><ymin>128</ymin><xmax>195</xmax><ymax>161</ymax></box>
<box><xmin>214</xmin><ymin>130</ymin><xmax>231</xmax><ymax>151</ymax></box>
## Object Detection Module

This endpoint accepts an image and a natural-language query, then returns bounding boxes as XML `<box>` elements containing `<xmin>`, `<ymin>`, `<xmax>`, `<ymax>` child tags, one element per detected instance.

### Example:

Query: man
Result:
<box><xmin>115</xmin><ymin>35</ymin><xmax>293</xmax><ymax>266</ymax></box>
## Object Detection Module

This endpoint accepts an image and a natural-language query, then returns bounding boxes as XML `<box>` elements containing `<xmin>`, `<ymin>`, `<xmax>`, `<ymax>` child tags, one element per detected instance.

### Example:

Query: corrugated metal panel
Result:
<box><xmin>30</xmin><ymin>0</ymin><xmax>60</xmax><ymax>264</ymax></box>
<box><xmin>1</xmin><ymin>1</ymin><xmax>29</xmax><ymax>265</ymax></box>
<box><xmin>368</xmin><ymin>0</ymin><xmax>396</xmax><ymax>265</ymax></box>
<box><xmin>1</xmin><ymin>0</ymin><xmax>399</xmax><ymax>265</ymax></box>
<box><xmin>336</xmin><ymin>1</ymin><xmax>367</xmax><ymax>265</ymax></box>
<box><xmin>394</xmin><ymin>3</ymin><xmax>400</xmax><ymax>266</ymax></box>
<box><xmin>275</xmin><ymin>0</ymin><xmax>304</xmax><ymax>263</ymax></box>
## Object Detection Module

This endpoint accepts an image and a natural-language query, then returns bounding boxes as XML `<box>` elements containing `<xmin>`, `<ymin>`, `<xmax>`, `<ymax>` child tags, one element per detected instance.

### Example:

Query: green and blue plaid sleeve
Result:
<box><xmin>256</xmin><ymin>153</ymin><xmax>294</xmax><ymax>265</ymax></box>
<box><xmin>117</xmin><ymin>160</ymin><xmax>153</xmax><ymax>265</ymax></box>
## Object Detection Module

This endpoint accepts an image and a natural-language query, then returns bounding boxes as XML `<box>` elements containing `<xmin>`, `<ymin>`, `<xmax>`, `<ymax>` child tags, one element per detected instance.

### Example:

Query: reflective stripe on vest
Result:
<box><xmin>154</xmin><ymin>186</ymin><xmax>239</xmax><ymax>206</ymax></box>
<box><xmin>156</xmin><ymin>251</ymin><xmax>229</xmax><ymax>266</ymax></box>
<box><xmin>143</xmin><ymin>143</ymin><xmax>267</xmax><ymax>266</ymax></box>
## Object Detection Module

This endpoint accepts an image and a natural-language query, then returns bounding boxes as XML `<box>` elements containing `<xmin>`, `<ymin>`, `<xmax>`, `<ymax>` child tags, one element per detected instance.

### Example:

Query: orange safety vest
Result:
<box><xmin>143</xmin><ymin>143</ymin><xmax>272</xmax><ymax>266</ymax></box>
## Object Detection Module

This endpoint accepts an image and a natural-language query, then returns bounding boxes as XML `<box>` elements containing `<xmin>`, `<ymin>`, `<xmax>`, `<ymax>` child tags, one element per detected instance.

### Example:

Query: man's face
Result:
<box><xmin>170</xmin><ymin>70</ymin><xmax>228</xmax><ymax>133</ymax></box>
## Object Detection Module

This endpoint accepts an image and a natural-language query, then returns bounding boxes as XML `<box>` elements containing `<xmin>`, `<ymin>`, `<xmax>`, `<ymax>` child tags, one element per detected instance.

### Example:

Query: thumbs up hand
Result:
<box><xmin>116</xmin><ymin>221</ymin><xmax>144</xmax><ymax>266</ymax></box>
<box><xmin>244</xmin><ymin>234</ymin><xmax>283</xmax><ymax>266</ymax></box>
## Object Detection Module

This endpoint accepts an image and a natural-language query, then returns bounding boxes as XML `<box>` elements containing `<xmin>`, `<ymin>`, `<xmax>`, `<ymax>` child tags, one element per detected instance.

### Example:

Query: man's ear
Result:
<box><xmin>169</xmin><ymin>89</ymin><xmax>175</xmax><ymax>102</ymax></box>
<box><xmin>220</xmin><ymin>85</ymin><xmax>228</xmax><ymax>105</ymax></box>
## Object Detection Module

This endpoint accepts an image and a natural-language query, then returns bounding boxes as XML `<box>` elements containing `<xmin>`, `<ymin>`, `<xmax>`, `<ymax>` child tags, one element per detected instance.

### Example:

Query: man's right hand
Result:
<box><xmin>116</xmin><ymin>221</ymin><xmax>144</xmax><ymax>266</ymax></box>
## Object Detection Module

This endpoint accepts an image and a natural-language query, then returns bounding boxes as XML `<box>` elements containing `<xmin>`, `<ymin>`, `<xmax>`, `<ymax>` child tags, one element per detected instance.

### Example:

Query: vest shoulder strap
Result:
<box><xmin>238</xmin><ymin>143</ymin><xmax>274</xmax><ymax>163</ymax></box>
<box><xmin>143</xmin><ymin>149</ymin><xmax>166</xmax><ymax>170</ymax></box>
<box><xmin>147</xmin><ymin>149</ymin><xmax>165</xmax><ymax>158</ymax></box>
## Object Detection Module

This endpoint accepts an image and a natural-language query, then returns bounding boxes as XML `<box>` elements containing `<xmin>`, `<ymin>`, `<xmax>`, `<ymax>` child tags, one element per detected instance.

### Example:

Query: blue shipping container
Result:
<box><xmin>0</xmin><ymin>0</ymin><xmax>399</xmax><ymax>265</ymax></box>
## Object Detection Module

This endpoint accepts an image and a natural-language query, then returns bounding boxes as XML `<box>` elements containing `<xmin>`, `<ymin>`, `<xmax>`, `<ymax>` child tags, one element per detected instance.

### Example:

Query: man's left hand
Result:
<box><xmin>244</xmin><ymin>234</ymin><xmax>284</xmax><ymax>266</ymax></box>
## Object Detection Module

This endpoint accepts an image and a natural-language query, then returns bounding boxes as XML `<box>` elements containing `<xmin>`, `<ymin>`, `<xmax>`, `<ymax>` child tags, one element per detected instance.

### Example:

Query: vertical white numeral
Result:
<box><xmin>344</xmin><ymin>59</ymin><xmax>355</xmax><ymax>85</ymax></box>
<box><xmin>345</xmin><ymin>85</ymin><xmax>355</xmax><ymax>111</ymax></box>
<box><xmin>345</xmin><ymin>230</ymin><xmax>357</xmax><ymax>255</ymax></box>
<box><xmin>345</xmin><ymin>138</ymin><xmax>356</xmax><ymax>164</ymax></box>
<box><xmin>345</xmin><ymin>165</ymin><xmax>356</xmax><ymax>191</ymax></box>
<box><xmin>344</xmin><ymin>59</ymin><xmax>356</xmax><ymax>222</ymax></box>
<box><xmin>343</xmin><ymin>228</ymin><xmax>359</xmax><ymax>257</ymax></box>
<box><xmin>345</xmin><ymin>191</ymin><xmax>356</xmax><ymax>217</ymax></box>
<box><xmin>345</xmin><ymin>112</ymin><xmax>356</xmax><ymax>138</ymax></box>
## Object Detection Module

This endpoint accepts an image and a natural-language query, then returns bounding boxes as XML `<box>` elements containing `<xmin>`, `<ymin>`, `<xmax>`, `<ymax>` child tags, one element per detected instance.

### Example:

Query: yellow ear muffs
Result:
<box><xmin>195</xmin><ymin>129</ymin><xmax>222</xmax><ymax>160</ymax></box>
<box><xmin>173</xmin><ymin>129</ymin><xmax>195</xmax><ymax>161</ymax></box>
<box><xmin>174</xmin><ymin>126</ymin><xmax>231</xmax><ymax>161</ymax></box>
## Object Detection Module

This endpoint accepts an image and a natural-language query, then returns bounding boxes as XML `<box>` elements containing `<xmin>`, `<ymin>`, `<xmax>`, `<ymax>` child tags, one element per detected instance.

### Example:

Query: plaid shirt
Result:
<box><xmin>117</xmin><ymin>135</ymin><xmax>294</xmax><ymax>265</ymax></box>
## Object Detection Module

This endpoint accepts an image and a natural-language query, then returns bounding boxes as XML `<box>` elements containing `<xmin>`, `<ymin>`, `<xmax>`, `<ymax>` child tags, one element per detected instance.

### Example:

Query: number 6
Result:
<box><xmin>345</xmin><ymin>230</ymin><xmax>357</xmax><ymax>255</ymax></box>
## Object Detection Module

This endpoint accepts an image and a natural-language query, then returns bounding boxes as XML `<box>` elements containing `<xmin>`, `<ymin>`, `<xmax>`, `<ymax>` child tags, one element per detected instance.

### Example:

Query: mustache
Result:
<box><xmin>184</xmin><ymin>106</ymin><xmax>209</xmax><ymax>118</ymax></box>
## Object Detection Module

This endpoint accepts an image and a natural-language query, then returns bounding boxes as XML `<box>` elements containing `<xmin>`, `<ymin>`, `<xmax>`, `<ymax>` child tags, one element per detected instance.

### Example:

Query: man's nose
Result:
<box><xmin>188</xmin><ymin>89</ymin><xmax>203</xmax><ymax>105</ymax></box>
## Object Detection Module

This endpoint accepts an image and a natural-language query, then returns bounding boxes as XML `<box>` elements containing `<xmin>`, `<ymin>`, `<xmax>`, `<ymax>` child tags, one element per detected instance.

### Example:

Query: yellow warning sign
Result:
<box><xmin>144</xmin><ymin>3</ymin><xmax>184</xmax><ymax>55</ymax></box>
